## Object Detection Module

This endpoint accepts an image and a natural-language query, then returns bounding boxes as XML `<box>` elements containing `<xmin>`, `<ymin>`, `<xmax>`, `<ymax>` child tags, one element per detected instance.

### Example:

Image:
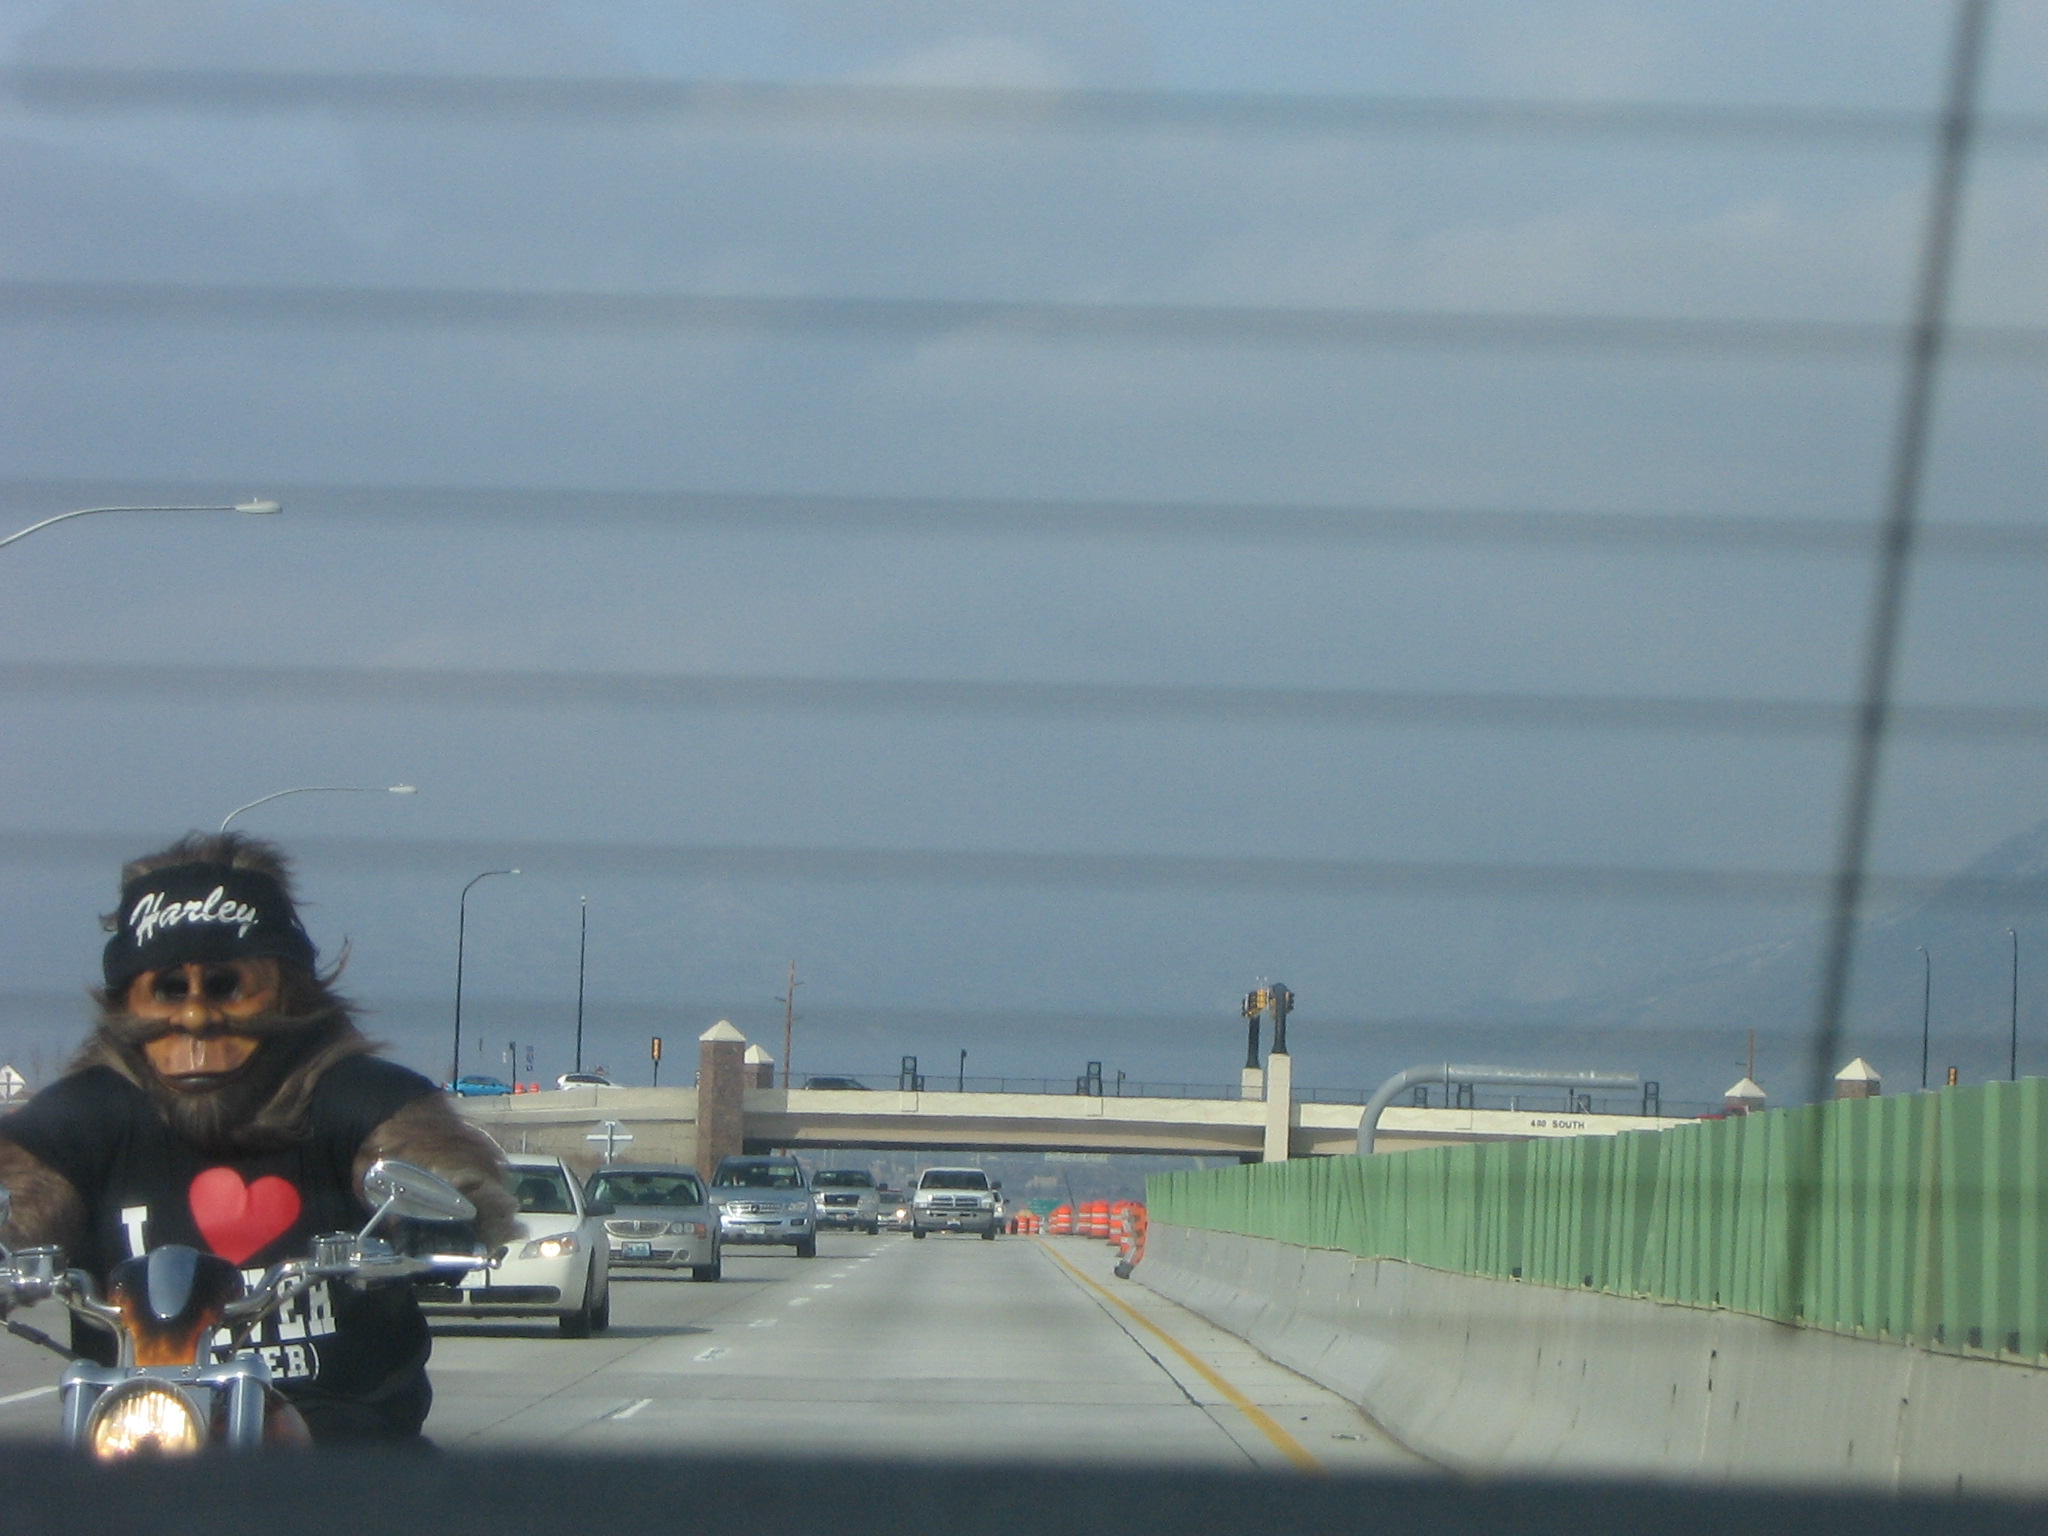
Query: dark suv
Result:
<box><xmin>811</xmin><ymin>1169</ymin><xmax>881</xmax><ymax>1232</ymax></box>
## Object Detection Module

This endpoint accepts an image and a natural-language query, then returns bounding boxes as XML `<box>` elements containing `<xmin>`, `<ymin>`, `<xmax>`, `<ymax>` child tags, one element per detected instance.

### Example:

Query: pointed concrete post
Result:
<box><xmin>1834</xmin><ymin>1057</ymin><xmax>1881</xmax><ymax>1100</ymax></box>
<box><xmin>1262</xmin><ymin>1051</ymin><xmax>1294</xmax><ymax>1162</ymax></box>
<box><xmin>697</xmin><ymin>1020</ymin><xmax>748</xmax><ymax>1182</ymax></box>
<box><xmin>743</xmin><ymin>1042</ymin><xmax>776</xmax><ymax>1089</ymax></box>
<box><xmin>1724</xmin><ymin>1076</ymin><xmax>1767</xmax><ymax>1115</ymax></box>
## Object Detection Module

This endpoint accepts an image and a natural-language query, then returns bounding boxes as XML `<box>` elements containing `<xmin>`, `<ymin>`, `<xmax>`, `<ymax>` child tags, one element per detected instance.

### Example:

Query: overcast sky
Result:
<box><xmin>0</xmin><ymin>1</ymin><xmax>2043</xmax><ymax>1104</ymax></box>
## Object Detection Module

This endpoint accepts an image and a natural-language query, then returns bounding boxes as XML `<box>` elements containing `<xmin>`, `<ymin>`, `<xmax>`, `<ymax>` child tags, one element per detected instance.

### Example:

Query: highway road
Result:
<box><xmin>0</xmin><ymin>1233</ymin><xmax>1422</xmax><ymax>1472</ymax></box>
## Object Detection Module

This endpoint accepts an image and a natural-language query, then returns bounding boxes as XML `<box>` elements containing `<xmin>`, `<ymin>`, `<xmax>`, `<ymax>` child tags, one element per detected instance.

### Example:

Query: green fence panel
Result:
<box><xmin>1145</xmin><ymin>1078</ymin><xmax>2048</xmax><ymax>1358</ymax></box>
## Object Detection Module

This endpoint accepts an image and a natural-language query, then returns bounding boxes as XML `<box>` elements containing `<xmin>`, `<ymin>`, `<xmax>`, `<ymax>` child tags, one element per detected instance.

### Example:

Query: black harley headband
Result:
<box><xmin>102</xmin><ymin>862</ymin><xmax>317</xmax><ymax>994</ymax></box>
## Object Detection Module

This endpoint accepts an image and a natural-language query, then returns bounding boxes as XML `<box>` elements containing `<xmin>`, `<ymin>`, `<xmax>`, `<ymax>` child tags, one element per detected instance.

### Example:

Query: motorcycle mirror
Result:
<box><xmin>361</xmin><ymin>1161</ymin><xmax>476</xmax><ymax>1226</ymax></box>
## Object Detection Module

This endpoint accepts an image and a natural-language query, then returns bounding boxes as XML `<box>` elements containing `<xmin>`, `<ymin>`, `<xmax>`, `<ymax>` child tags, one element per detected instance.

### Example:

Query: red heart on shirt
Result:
<box><xmin>189</xmin><ymin>1168</ymin><xmax>303</xmax><ymax>1264</ymax></box>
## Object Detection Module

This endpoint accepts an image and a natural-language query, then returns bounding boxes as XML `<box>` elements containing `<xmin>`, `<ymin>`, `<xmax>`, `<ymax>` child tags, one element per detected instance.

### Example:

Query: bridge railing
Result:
<box><xmin>796</xmin><ymin>1072</ymin><xmax>1705</xmax><ymax>1116</ymax></box>
<box><xmin>796</xmin><ymin>1073</ymin><xmax>1245</xmax><ymax>1099</ymax></box>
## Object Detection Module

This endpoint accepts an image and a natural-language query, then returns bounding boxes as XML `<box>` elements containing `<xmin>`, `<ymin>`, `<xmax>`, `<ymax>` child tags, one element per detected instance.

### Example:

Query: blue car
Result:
<box><xmin>448</xmin><ymin>1074</ymin><xmax>513</xmax><ymax>1097</ymax></box>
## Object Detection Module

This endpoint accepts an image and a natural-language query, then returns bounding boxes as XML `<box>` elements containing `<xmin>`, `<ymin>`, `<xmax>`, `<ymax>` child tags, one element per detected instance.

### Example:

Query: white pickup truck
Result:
<box><xmin>910</xmin><ymin>1166</ymin><xmax>1001</xmax><ymax>1239</ymax></box>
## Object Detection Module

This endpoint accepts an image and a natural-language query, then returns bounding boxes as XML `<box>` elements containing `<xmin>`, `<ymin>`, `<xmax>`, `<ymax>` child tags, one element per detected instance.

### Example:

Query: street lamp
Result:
<box><xmin>219</xmin><ymin>783</ymin><xmax>417</xmax><ymax>833</ymax></box>
<box><xmin>2010</xmin><ymin>929</ymin><xmax>2021</xmax><ymax>1082</ymax></box>
<box><xmin>0</xmin><ymin>499</ymin><xmax>280</xmax><ymax>552</ymax></box>
<box><xmin>1918</xmin><ymin>945</ymin><xmax>1932</xmax><ymax>1091</ymax></box>
<box><xmin>574</xmin><ymin>896</ymin><xmax>588</xmax><ymax>1075</ymax></box>
<box><xmin>450</xmin><ymin>868</ymin><xmax>520</xmax><ymax>1085</ymax></box>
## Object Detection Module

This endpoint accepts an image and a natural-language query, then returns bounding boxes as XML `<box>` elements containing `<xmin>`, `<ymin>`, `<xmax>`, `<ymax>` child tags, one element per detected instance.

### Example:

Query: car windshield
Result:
<box><xmin>716</xmin><ymin>1163</ymin><xmax>803</xmax><ymax>1189</ymax></box>
<box><xmin>589</xmin><ymin>1172</ymin><xmax>703</xmax><ymax>1207</ymax></box>
<box><xmin>21</xmin><ymin>3</ymin><xmax>2031</xmax><ymax>1507</ymax></box>
<box><xmin>508</xmin><ymin>1167</ymin><xmax>576</xmax><ymax>1214</ymax></box>
<box><xmin>919</xmin><ymin>1171</ymin><xmax>989</xmax><ymax>1191</ymax></box>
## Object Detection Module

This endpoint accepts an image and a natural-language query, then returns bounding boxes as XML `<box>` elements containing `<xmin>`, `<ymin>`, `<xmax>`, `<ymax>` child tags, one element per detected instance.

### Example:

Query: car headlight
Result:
<box><xmin>87</xmin><ymin>1380</ymin><xmax>206</xmax><ymax>1460</ymax></box>
<box><xmin>668</xmin><ymin>1221</ymin><xmax>707</xmax><ymax>1236</ymax></box>
<box><xmin>520</xmin><ymin>1233</ymin><xmax>580</xmax><ymax>1260</ymax></box>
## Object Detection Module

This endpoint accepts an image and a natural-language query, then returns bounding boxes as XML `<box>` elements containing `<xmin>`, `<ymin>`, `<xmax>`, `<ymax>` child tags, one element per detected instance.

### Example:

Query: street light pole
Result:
<box><xmin>0</xmin><ymin>499</ymin><xmax>281</xmax><ymax>553</ymax></box>
<box><xmin>2011</xmin><ymin>928</ymin><xmax>2021</xmax><ymax>1082</ymax></box>
<box><xmin>451</xmin><ymin>868</ymin><xmax>519</xmax><ymax>1085</ymax></box>
<box><xmin>219</xmin><ymin>783</ymin><xmax>416</xmax><ymax>833</ymax></box>
<box><xmin>574</xmin><ymin>896</ymin><xmax>588</xmax><ymax>1074</ymax></box>
<box><xmin>1918</xmin><ymin>945</ymin><xmax>1932</xmax><ymax>1091</ymax></box>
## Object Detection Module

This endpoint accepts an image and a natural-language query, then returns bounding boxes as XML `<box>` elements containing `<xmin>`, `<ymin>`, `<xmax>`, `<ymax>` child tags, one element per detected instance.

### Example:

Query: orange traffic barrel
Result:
<box><xmin>1050</xmin><ymin>1204</ymin><xmax>1073</xmax><ymax>1235</ymax></box>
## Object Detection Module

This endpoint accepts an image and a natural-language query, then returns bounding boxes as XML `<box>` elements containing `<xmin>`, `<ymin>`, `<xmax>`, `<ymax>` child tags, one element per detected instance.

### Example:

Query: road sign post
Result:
<box><xmin>651</xmin><ymin>1035</ymin><xmax>663</xmax><ymax>1087</ymax></box>
<box><xmin>586</xmin><ymin>1119</ymin><xmax>634</xmax><ymax>1164</ymax></box>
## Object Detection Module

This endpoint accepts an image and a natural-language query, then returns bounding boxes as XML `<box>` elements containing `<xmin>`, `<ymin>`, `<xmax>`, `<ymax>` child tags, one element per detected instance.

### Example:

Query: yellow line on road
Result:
<box><xmin>1037</xmin><ymin>1240</ymin><xmax>1322</xmax><ymax>1472</ymax></box>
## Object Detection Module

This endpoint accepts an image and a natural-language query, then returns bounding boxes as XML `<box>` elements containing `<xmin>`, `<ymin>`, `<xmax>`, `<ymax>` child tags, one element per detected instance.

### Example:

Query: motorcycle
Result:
<box><xmin>0</xmin><ymin>1159</ymin><xmax>482</xmax><ymax>1458</ymax></box>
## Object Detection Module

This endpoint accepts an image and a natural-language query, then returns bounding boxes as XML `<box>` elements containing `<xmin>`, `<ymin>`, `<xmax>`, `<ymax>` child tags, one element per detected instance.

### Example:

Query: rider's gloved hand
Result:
<box><xmin>384</xmin><ymin>1218</ymin><xmax>491</xmax><ymax>1280</ymax></box>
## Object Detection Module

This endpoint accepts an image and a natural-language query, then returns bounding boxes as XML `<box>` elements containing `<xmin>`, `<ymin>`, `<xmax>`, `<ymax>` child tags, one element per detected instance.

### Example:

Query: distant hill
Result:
<box><xmin>1560</xmin><ymin>818</ymin><xmax>2048</xmax><ymax>1101</ymax></box>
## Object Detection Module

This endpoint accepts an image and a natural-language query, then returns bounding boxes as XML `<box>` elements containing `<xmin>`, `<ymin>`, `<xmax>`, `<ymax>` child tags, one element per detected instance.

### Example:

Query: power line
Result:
<box><xmin>4</xmin><ymin>279</ymin><xmax>2044</xmax><ymax>364</ymax></box>
<box><xmin>4</xmin><ymin>658</ymin><xmax>2047</xmax><ymax>741</ymax></box>
<box><xmin>8</xmin><ymin>66</ymin><xmax>2048</xmax><ymax>148</ymax></box>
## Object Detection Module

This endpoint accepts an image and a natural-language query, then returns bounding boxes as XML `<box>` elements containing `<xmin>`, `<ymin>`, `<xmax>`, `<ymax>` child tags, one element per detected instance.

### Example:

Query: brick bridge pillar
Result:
<box><xmin>696</xmin><ymin>1020</ymin><xmax>748</xmax><ymax>1182</ymax></box>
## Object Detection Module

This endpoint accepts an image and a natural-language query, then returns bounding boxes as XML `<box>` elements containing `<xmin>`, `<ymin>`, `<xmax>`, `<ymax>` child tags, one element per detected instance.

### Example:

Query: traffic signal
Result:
<box><xmin>651</xmin><ymin>1036</ymin><xmax>663</xmax><ymax>1062</ymax></box>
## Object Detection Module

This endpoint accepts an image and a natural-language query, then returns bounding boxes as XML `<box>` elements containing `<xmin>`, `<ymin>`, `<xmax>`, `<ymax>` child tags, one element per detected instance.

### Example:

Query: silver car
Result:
<box><xmin>587</xmin><ymin>1164</ymin><xmax>721</xmax><ymax>1282</ymax></box>
<box><xmin>810</xmin><ymin>1168</ymin><xmax>881</xmax><ymax>1233</ymax></box>
<box><xmin>710</xmin><ymin>1155</ymin><xmax>817</xmax><ymax>1258</ymax></box>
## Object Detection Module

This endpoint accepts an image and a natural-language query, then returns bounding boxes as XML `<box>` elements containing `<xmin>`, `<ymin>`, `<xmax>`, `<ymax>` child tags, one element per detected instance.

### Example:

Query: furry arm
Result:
<box><xmin>353</xmin><ymin>1094</ymin><xmax>518</xmax><ymax>1251</ymax></box>
<box><xmin>0</xmin><ymin>1137</ymin><xmax>85</xmax><ymax>1254</ymax></box>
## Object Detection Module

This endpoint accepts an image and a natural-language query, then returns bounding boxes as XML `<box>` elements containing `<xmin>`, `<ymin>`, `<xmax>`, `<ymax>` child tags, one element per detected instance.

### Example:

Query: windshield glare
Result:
<box><xmin>716</xmin><ymin>1163</ymin><xmax>804</xmax><ymax>1189</ymax></box>
<box><xmin>590</xmin><ymin>1173</ymin><xmax>704</xmax><ymax>1207</ymax></box>
<box><xmin>919</xmin><ymin>1171</ymin><xmax>989</xmax><ymax>1191</ymax></box>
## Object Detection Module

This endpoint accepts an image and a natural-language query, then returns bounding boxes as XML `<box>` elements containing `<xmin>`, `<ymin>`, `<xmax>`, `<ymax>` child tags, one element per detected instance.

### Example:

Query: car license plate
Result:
<box><xmin>623</xmin><ymin>1241</ymin><xmax>652</xmax><ymax>1259</ymax></box>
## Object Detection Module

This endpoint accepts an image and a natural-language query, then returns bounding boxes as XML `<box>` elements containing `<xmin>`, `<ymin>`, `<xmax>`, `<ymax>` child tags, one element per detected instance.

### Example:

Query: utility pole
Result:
<box><xmin>574</xmin><ymin>896</ymin><xmax>588</xmax><ymax>1073</ymax></box>
<box><xmin>778</xmin><ymin>960</ymin><xmax>802</xmax><ymax>1089</ymax></box>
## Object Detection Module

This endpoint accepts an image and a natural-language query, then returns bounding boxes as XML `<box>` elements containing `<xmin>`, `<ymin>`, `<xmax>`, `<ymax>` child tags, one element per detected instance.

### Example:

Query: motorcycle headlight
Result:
<box><xmin>520</xmin><ymin>1233</ymin><xmax>579</xmax><ymax>1260</ymax></box>
<box><xmin>86</xmin><ymin>1380</ymin><xmax>206</xmax><ymax>1460</ymax></box>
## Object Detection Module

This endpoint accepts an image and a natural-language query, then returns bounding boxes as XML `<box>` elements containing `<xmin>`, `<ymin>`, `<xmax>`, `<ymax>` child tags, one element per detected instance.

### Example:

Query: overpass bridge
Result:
<box><xmin>456</xmin><ymin>1021</ymin><xmax>1683</xmax><ymax>1174</ymax></box>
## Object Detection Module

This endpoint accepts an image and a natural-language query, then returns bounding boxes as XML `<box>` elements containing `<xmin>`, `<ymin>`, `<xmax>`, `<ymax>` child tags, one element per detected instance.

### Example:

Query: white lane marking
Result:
<box><xmin>787</xmin><ymin>1296</ymin><xmax>811</xmax><ymax>1307</ymax></box>
<box><xmin>608</xmin><ymin>1398</ymin><xmax>655</xmax><ymax>1421</ymax></box>
<box><xmin>747</xmin><ymin>1318</ymin><xmax>778</xmax><ymax>1329</ymax></box>
<box><xmin>0</xmin><ymin>1385</ymin><xmax>56</xmax><ymax>1409</ymax></box>
<box><xmin>694</xmin><ymin>1345</ymin><xmax>729</xmax><ymax>1362</ymax></box>
<box><xmin>811</xmin><ymin>1283</ymin><xmax>833</xmax><ymax>1290</ymax></box>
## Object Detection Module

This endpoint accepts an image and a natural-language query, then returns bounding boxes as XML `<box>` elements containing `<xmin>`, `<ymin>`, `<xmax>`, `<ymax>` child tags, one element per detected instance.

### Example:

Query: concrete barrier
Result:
<box><xmin>1135</xmin><ymin>1222</ymin><xmax>2048</xmax><ymax>1493</ymax></box>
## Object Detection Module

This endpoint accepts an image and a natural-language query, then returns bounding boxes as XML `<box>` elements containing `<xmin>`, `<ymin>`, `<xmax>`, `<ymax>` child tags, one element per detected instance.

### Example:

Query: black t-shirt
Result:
<box><xmin>0</xmin><ymin>1054</ymin><xmax>438</xmax><ymax>1427</ymax></box>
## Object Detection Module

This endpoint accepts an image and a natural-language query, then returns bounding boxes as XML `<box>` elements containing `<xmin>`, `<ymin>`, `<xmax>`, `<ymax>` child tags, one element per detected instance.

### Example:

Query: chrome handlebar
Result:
<box><xmin>0</xmin><ymin>1236</ymin><xmax>487</xmax><ymax>1331</ymax></box>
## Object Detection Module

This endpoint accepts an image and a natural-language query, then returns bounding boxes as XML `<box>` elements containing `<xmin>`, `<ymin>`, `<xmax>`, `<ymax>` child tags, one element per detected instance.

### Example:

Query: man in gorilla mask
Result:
<box><xmin>0</xmin><ymin>832</ymin><xmax>515</xmax><ymax>1442</ymax></box>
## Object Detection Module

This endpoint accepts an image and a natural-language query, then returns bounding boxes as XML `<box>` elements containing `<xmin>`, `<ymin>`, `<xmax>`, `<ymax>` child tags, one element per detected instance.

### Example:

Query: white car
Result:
<box><xmin>419</xmin><ymin>1154</ymin><xmax>614</xmax><ymax>1337</ymax></box>
<box><xmin>910</xmin><ymin>1166</ymin><xmax>1000</xmax><ymax>1239</ymax></box>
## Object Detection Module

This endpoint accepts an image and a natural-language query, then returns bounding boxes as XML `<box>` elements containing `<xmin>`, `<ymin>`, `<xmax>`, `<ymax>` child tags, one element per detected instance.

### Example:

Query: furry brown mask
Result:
<box><xmin>85</xmin><ymin>966</ymin><xmax>366</xmax><ymax>1153</ymax></box>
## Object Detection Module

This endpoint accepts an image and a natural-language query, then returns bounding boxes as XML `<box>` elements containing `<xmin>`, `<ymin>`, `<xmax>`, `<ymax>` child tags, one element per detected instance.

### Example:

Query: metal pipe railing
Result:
<box><xmin>1356</xmin><ymin>1063</ymin><xmax>1639</xmax><ymax>1154</ymax></box>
